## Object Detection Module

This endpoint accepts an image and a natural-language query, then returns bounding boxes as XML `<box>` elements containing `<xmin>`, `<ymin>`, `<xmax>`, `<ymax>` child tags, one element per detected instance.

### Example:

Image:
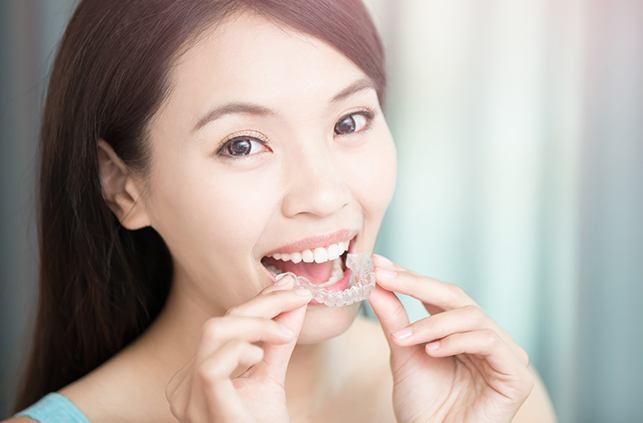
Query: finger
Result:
<box><xmin>261</xmin><ymin>272</ymin><xmax>299</xmax><ymax>294</ymax></box>
<box><xmin>367</xmin><ymin>284</ymin><xmax>411</xmax><ymax>354</ymax></box>
<box><xmin>197</xmin><ymin>316</ymin><xmax>295</xmax><ymax>362</ymax></box>
<box><xmin>425</xmin><ymin>329</ymin><xmax>523</xmax><ymax>377</ymax></box>
<box><xmin>372</xmin><ymin>253</ymin><xmax>407</xmax><ymax>272</ymax></box>
<box><xmin>371</xmin><ymin>258</ymin><xmax>530</xmax><ymax>366</ymax></box>
<box><xmin>199</xmin><ymin>340</ymin><xmax>263</xmax><ymax>421</ymax></box>
<box><xmin>259</xmin><ymin>300</ymin><xmax>309</xmax><ymax>383</ymax></box>
<box><xmin>391</xmin><ymin>304</ymin><xmax>492</xmax><ymax>346</ymax></box>
<box><xmin>228</xmin><ymin>277</ymin><xmax>312</xmax><ymax>319</ymax></box>
<box><xmin>374</xmin><ymin>267</ymin><xmax>477</xmax><ymax>313</ymax></box>
<box><xmin>390</xmin><ymin>304</ymin><xmax>529</xmax><ymax>365</ymax></box>
<box><xmin>372</xmin><ymin>254</ymin><xmax>443</xmax><ymax>315</ymax></box>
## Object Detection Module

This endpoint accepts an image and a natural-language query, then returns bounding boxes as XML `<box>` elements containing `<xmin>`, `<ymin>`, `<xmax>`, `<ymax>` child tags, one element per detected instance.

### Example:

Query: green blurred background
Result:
<box><xmin>2</xmin><ymin>1</ymin><xmax>642</xmax><ymax>422</ymax></box>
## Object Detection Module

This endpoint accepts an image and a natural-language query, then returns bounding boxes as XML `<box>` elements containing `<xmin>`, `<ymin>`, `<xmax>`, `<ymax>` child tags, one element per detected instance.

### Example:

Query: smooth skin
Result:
<box><xmin>165</xmin><ymin>274</ymin><xmax>312</xmax><ymax>422</ymax></box>
<box><xmin>7</xmin><ymin>9</ymin><xmax>556</xmax><ymax>423</ymax></box>
<box><xmin>368</xmin><ymin>254</ymin><xmax>556</xmax><ymax>422</ymax></box>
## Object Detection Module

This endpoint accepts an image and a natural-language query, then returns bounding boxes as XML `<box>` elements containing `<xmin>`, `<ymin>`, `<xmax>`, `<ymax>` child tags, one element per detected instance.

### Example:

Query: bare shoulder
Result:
<box><xmin>57</xmin><ymin>370</ymin><xmax>117</xmax><ymax>422</ymax></box>
<box><xmin>2</xmin><ymin>418</ymin><xmax>36</xmax><ymax>422</ymax></box>
<box><xmin>512</xmin><ymin>366</ymin><xmax>558</xmax><ymax>423</ymax></box>
<box><xmin>56</xmin><ymin>346</ymin><xmax>156</xmax><ymax>422</ymax></box>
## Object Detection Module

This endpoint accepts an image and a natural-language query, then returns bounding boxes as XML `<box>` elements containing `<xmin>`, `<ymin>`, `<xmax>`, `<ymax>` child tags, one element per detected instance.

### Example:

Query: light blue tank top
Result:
<box><xmin>14</xmin><ymin>392</ymin><xmax>90</xmax><ymax>423</ymax></box>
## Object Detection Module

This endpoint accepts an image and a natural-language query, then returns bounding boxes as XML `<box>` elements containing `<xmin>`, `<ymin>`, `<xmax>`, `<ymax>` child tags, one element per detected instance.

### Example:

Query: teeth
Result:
<box><xmin>313</xmin><ymin>247</ymin><xmax>328</xmax><ymax>263</ymax></box>
<box><xmin>267</xmin><ymin>240</ymin><xmax>350</xmax><ymax>264</ymax></box>
<box><xmin>303</xmin><ymin>253</ymin><xmax>376</xmax><ymax>307</ymax></box>
<box><xmin>327</xmin><ymin>243</ymin><xmax>341</xmax><ymax>260</ymax></box>
<box><xmin>265</xmin><ymin>256</ymin><xmax>345</xmax><ymax>287</ymax></box>
<box><xmin>302</xmin><ymin>249</ymin><xmax>314</xmax><ymax>263</ymax></box>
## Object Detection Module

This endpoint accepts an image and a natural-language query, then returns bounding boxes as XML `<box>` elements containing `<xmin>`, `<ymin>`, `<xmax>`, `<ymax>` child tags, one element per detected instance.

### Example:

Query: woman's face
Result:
<box><xmin>142</xmin><ymin>11</ymin><xmax>397</xmax><ymax>342</ymax></box>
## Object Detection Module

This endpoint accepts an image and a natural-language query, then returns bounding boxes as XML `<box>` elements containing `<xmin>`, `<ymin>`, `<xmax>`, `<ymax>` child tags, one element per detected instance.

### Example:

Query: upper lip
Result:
<box><xmin>263</xmin><ymin>229</ymin><xmax>358</xmax><ymax>256</ymax></box>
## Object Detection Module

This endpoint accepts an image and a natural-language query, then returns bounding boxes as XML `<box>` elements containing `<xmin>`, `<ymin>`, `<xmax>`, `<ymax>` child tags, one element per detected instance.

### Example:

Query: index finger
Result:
<box><xmin>374</xmin><ymin>266</ymin><xmax>477</xmax><ymax>313</ymax></box>
<box><xmin>226</xmin><ymin>274</ymin><xmax>312</xmax><ymax>319</ymax></box>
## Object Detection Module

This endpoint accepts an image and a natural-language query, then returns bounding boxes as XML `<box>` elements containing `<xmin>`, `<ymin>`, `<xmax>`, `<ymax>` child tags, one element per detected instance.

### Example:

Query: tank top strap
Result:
<box><xmin>14</xmin><ymin>392</ymin><xmax>91</xmax><ymax>423</ymax></box>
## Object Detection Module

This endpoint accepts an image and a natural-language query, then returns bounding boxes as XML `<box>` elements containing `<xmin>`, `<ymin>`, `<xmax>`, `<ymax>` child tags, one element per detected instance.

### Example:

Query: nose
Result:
<box><xmin>281</xmin><ymin>144</ymin><xmax>351</xmax><ymax>218</ymax></box>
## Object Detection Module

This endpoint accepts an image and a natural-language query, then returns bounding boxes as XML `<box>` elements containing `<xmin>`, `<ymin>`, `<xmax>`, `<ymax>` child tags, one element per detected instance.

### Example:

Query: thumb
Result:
<box><xmin>259</xmin><ymin>289</ymin><xmax>310</xmax><ymax>384</ymax></box>
<box><xmin>367</xmin><ymin>284</ymin><xmax>413</xmax><ymax>358</ymax></box>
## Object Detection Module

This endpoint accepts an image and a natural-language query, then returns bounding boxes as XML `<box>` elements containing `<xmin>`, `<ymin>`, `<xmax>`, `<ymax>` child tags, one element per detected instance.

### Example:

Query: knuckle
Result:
<box><xmin>202</xmin><ymin>317</ymin><xmax>219</xmax><ymax>333</ymax></box>
<box><xmin>446</xmin><ymin>282</ymin><xmax>466</xmax><ymax>299</ymax></box>
<box><xmin>227</xmin><ymin>339</ymin><xmax>247</xmax><ymax>353</ymax></box>
<box><xmin>464</xmin><ymin>304</ymin><xmax>485</xmax><ymax>325</ymax></box>
<box><xmin>391</xmin><ymin>301</ymin><xmax>408</xmax><ymax>322</ymax></box>
<box><xmin>197</xmin><ymin>360</ymin><xmax>224</xmax><ymax>384</ymax></box>
<box><xmin>481</xmin><ymin>329</ymin><xmax>499</xmax><ymax>348</ymax></box>
<box><xmin>201</xmin><ymin>317</ymin><xmax>223</xmax><ymax>342</ymax></box>
<box><xmin>518</xmin><ymin>346</ymin><xmax>530</xmax><ymax>365</ymax></box>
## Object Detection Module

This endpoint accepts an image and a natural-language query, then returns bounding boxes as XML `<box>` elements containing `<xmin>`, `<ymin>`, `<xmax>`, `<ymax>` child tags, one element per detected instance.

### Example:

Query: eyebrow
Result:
<box><xmin>192</xmin><ymin>77</ymin><xmax>376</xmax><ymax>133</ymax></box>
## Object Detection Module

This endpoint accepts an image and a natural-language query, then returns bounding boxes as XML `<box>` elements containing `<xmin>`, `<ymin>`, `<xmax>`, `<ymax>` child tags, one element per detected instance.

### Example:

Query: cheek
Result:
<box><xmin>148</xmin><ymin>150</ymin><xmax>274</xmax><ymax>272</ymax></box>
<box><xmin>348</xmin><ymin>131</ymin><xmax>397</xmax><ymax>218</ymax></box>
<box><xmin>186</xmin><ymin>167</ymin><xmax>276</xmax><ymax>256</ymax></box>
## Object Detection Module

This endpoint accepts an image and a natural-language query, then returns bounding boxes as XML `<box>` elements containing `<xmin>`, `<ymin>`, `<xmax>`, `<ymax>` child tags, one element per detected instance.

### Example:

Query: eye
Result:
<box><xmin>334</xmin><ymin>110</ymin><xmax>374</xmax><ymax>136</ymax></box>
<box><xmin>216</xmin><ymin>135</ymin><xmax>270</xmax><ymax>158</ymax></box>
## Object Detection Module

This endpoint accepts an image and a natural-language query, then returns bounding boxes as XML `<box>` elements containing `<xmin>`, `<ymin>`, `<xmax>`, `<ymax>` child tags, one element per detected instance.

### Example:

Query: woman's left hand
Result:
<box><xmin>367</xmin><ymin>254</ymin><xmax>535</xmax><ymax>423</ymax></box>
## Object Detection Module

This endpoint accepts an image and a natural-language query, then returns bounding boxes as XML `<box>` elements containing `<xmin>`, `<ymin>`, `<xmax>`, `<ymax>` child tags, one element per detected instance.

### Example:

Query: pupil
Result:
<box><xmin>336</xmin><ymin>116</ymin><xmax>356</xmax><ymax>134</ymax></box>
<box><xmin>228</xmin><ymin>139</ymin><xmax>251</xmax><ymax>155</ymax></box>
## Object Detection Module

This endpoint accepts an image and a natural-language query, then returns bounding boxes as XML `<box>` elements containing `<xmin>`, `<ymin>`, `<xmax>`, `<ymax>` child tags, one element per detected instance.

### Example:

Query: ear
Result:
<box><xmin>97</xmin><ymin>138</ymin><xmax>151</xmax><ymax>230</ymax></box>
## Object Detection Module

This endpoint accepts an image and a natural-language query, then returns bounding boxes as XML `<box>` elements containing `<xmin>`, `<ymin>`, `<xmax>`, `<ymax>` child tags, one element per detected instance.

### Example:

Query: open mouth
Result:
<box><xmin>260</xmin><ymin>234</ymin><xmax>357</xmax><ymax>289</ymax></box>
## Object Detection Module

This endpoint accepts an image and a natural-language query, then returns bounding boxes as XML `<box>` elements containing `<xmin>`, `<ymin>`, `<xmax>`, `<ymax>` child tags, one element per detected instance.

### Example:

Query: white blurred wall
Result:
<box><xmin>363</xmin><ymin>1</ymin><xmax>643</xmax><ymax>422</ymax></box>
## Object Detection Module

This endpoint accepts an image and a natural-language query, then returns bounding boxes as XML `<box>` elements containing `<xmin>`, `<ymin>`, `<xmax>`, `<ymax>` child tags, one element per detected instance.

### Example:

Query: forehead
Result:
<box><xmin>164</xmin><ymin>11</ymin><xmax>369</xmax><ymax>121</ymax></box>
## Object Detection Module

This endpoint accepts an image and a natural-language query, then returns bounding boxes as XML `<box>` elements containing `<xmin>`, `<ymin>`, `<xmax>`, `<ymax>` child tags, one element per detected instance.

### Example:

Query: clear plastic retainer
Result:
<box><xmin>273</xmin><ymin>253</ymin><xmax>376</xmax><ymax>307</ymax></box>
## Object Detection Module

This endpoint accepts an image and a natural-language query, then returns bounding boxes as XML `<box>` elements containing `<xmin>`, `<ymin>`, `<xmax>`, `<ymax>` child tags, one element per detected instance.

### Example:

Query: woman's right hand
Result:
<box><xmin>165</xmin><ymin>274</ymin><xmax>312</xmax><ymax>423</ymax></box>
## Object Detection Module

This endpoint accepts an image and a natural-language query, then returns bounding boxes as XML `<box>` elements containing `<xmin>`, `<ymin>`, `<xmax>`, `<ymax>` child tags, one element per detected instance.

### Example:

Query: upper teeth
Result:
<box><xmin>267</xmin><ymin>240</ymin><xmax>350</xmax><ymax>264</ymax></box>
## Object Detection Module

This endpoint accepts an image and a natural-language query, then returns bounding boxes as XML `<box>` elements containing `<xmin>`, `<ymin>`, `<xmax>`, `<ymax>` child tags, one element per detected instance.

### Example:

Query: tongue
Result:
<box><xmin>262</xmin><ymin>256</ymin><xmax>334</xmax><ymax>285</ymax></box>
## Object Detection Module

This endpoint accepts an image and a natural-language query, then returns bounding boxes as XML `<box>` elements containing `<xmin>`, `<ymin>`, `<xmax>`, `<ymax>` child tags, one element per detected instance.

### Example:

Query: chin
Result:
<box><xmin>295</xmin><ymin>301</ymin><xmax>362</xmax><ymax>344</ymax></box>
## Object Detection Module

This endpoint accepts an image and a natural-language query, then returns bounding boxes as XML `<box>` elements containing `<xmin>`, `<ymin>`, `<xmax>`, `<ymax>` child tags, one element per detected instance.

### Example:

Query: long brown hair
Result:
<box><xmin>14</xmin><ymin>0</ymin><xmax>386</xmax><ymax>411</ymax></box>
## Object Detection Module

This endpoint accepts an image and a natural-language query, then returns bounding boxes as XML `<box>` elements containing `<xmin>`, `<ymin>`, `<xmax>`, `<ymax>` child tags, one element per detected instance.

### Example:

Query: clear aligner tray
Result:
<box><xmin>274</xmin><ymin>253</ymin><xmax>376</xmax><ymax>307</ymax></box>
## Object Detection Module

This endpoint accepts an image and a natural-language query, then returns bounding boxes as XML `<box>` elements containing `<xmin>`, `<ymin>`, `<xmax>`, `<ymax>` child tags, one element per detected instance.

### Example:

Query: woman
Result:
<box><xmin>9</xmin><ymin>0</ymin><xmax>556</xmax><ymax>422</ymax></box>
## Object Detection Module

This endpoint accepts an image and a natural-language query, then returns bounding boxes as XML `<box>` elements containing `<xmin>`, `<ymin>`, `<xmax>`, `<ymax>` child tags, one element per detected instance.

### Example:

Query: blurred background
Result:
<box><xmin>1</xmin><ymin>1</ymin><xmax>642</xmax><ymax>422</ymax></box>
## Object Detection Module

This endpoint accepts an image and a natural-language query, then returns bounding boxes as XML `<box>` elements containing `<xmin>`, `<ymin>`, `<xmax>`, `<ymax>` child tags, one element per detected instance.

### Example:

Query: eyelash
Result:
<box><xmin>215</xmin><ymin>108</ymin><xmax>376</xmax><ymax>159</ymax></box>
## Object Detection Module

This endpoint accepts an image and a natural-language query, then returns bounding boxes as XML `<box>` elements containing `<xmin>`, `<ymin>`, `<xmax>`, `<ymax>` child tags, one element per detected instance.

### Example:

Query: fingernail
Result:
<box><xmin>376</xmin><ymin>268</ymin><xmax>397</xmax><ymax>282</ymax></box>
<box><xmin>274</xmin><ymin>273</ymin><xmax>295</xmax><ymax>287</ymax></box>
<box><xmin>426</xmin><ymin>341</ymin><xmax>440</xmax><ymax>352</ymax></box>
<box><xmin>392</xmin><ymin>327</ymin><xmax>413</xmax><ymax>340</ymax></box>
<box><xmin>295</xmin><ymin>288</ymin><xmax>312</xmax><ymax>298</ymax></box>
<box><xmin>373</xmin><ymin>253</ymin><xmax>394</xmax><ymax>266</ymax></box>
